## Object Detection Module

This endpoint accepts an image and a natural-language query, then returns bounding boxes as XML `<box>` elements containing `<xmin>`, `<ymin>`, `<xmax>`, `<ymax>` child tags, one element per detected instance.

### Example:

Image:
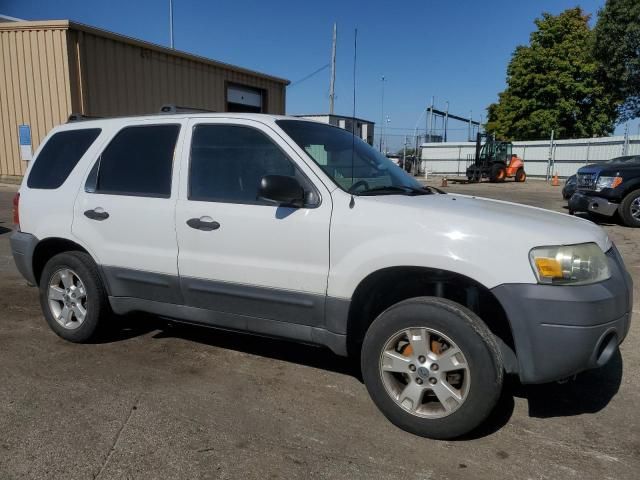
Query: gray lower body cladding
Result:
<box><xmin>9</xmin><ymin>231</ymin><xmax>38</xmax><ymax>285</ymax></box>
<box><xmin>492</xmin><ymin>246</ymin><xmax>633</xmax><ymax>384</ymax></box>
<box><xmin>101</xmin><ymin>266</ymin><xmax>349</xmax><ymax>356</ymax></box>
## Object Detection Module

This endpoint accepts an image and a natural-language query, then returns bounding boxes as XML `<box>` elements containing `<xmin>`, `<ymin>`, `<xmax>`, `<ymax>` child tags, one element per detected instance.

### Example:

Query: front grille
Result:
<box><xmin>577</xmin><ymin>172</ymin><xmax>597</xmax><ymax>190</ymax></box>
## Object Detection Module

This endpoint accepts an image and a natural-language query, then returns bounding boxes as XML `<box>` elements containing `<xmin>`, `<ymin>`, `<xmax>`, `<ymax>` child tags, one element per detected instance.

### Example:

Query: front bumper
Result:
<box><xmin>492</xmin><ymin>246</ymin><xmax>633</xmax><ymax>384</ymax></box>
<box><xmin>568</xmin><ymin>192</ymin><xmax>619</xmax><ymax>217</ymax></box>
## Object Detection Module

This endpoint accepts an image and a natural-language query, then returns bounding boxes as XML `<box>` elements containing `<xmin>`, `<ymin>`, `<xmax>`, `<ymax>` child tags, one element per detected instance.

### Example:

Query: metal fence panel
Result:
<box><xmin>420</xmin><ymin>135</ymin><xmax>640</xmax><ymax>178</ymax></box>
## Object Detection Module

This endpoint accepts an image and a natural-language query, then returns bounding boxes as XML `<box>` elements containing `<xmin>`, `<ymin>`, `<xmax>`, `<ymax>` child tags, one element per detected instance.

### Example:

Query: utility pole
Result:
<box><xmin>169</xmin><ymin>0</ymin><xmax>175</xmax><ymax>49</ymax></box>
<box><xmin>444</xmin><ymin>101</ymin><xmax>449</xmax><ymax>142</ymax></box>
<box><xmin>379</xmin><ymin>76</ymin><xmax>385</xmax><ymax>151</ymax></box>
<box><xmin>329</xmin><ymin>23</ymin><xmax>337</xmax><ymax>115</ymax></box>
<box><xmin>429</xmin><ymin>96</ymin><xmax>435</xmax><ymax>141</ymax></box>
<box><xmin>403</xmin><ymin>135</ymin><xmax>407</xmax><ymax>167</ymax></box>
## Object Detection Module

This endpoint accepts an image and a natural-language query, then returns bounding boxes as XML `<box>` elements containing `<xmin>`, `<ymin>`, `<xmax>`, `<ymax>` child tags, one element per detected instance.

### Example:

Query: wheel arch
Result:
<box><xmin>32</xmin><ymin>237</ymin><xmax>94</xmax><ymax>285</ymax></box>
<box><xmin>346</xmin><ymin>266</ymin><xmax>517</xmax><ymax>371</ymax></box>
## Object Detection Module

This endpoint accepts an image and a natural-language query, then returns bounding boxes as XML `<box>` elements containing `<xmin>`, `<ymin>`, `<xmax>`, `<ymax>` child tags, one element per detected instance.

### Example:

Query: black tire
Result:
<box><xmin>618</xmin><ymin>189</ymin><xmax>640</xmax><ymax>227</ymax></box>
<box><xmin>489</xmin><ymin>163</ymin><xmax>506</xmax><ymax>183</ymax></box>
<box><xmin>515</xmin><ymin>168</ymin><xmax>526</xmax><ymax>183</ymax></box>
<box><xmin>39</xmin><ymin>251</ymin><xmax>110</xmax><ymax>342</ymax></box>
<box><xmin>361</xmin><ymin>297</ymin><xmax>503</xmax><ymax>439</ymax></box>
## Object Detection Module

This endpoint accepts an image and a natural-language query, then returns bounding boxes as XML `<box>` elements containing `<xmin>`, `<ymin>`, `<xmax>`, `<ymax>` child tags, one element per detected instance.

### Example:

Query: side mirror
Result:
<box><xmin>258</xmin><ymin>175</ymin><xmax>305</xmax><ymax>208</ymax></box>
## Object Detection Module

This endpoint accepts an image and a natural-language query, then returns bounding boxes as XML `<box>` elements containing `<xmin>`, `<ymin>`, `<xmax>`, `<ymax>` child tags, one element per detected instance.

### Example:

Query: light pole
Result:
<box><xmin>379</xmin><ymin>76</ymin><xmax>385</xmax><ymax>151</ymax></box>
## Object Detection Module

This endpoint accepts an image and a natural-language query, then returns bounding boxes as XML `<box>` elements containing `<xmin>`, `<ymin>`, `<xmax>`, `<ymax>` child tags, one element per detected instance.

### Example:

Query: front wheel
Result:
<box><xmin>618</xmin><ymin>189</ymin><xmax>640</xmax><ymax>228</ymax></box>
<box><xmin>515</xmin><ymin>168</ymin><xmax>526</xmax><ymax>182</ymax></box>
<box><xmin>361</xmin><ymin>297</ymin><xmax>503</xmax><ymax>439</ymax></box>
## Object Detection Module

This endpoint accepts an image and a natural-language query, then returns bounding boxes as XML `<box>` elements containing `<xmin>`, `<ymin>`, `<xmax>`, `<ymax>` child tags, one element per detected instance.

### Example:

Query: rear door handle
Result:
<box><xmin>187</xmin><ymin>217</ymin><xmax>220</xmax><ymax>231</ymax></box>
<box><xmin>84</xmin><ymin>208</ymin><xmax>109</xmax><ymax>221</ymax></box>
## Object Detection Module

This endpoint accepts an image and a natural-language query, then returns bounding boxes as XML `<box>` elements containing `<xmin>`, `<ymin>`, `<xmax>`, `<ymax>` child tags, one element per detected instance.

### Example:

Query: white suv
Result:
<box><xmin>11</xmin><ymin>113</ymin><xmax>633</xmax><ymax>439</ymax></box>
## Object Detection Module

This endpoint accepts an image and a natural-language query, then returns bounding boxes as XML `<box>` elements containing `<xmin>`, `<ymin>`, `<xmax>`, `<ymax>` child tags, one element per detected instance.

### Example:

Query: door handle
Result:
<box><xmin>84</xmin><ymin>208</ymin><xmax>109</xmax><ymax>221</ymax></box>
<box><xmin>187</xmin><ymin>217</ymin><xmax>220</xmax><ymax>231</ymax></box>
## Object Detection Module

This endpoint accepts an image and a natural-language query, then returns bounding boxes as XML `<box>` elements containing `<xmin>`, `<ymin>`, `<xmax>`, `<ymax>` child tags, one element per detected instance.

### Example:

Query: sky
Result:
<box><xmin>2</xmin><ymin>0</ymin><xmax>638</xmax><ymax>150</ymax></box>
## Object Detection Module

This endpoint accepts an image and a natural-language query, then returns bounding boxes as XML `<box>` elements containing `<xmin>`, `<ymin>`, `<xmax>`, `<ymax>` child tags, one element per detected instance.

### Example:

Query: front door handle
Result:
<box><xmin>187</xmin><ymin>217</ymin><xmax>220</xmax><ymax>231</ymax></box>
<box><xmin>84</xmin><ymin>208</ymin><xmax>109</xmax><ymax>221</ymax></box>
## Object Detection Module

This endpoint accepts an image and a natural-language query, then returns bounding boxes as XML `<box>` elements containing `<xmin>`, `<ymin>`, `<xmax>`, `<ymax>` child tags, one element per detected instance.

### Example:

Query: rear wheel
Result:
<box><xmin>618</xmin><ymin>189</ymin><xmax>640</xmax><ymax>228</ymax></box>
<box><xmin>515</xmin><ymin>168</ymin><xmax>526</xmax><ymax>182</ymax></box>
<box><xmin>39</xmin><ymin>251</ymin><xmax>110</xmax><ymax>342</ymax></box>
<box><xmin>361</xmin><ymin>297</ymin><xmax>503</xmax><ymax>439</ymax></box>
<box><xmin>489</xmin><ymin>164</ymin><xmax>506</xmax><ymax>183</ymax></box>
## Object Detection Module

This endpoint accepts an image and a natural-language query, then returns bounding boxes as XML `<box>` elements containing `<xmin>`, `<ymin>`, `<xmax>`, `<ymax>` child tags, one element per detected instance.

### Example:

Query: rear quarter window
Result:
<box><xmin>27</xmin><ymin>129</ymin><xmax>101</xmax><ymax>189</ymax></box>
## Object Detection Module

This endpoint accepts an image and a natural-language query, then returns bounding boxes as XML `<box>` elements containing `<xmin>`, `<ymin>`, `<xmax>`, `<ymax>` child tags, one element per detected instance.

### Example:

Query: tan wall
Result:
<box><xmin>0</xmin><ymin>20</ymin><xmax>288</xmax><ymax>179</ymax></box>
<box><xmin>68</xmin><ymin>29</ymin><xmax>286</xmax><ymax>118</ymax></box>
<box><xmin>0</xmin><ymin>26</ymin><xmax>73</xmax><ymax>178</ymax></box>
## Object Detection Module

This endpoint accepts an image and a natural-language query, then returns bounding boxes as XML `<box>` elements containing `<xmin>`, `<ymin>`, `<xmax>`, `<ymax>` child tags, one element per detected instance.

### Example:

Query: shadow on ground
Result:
<box><xmin>101</xmin><ymin>313</ymin><xmax>623</xmax><ymax>439</ymax></box>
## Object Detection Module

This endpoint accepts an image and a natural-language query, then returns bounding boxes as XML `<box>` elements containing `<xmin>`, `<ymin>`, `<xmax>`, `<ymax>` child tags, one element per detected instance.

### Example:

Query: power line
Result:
<box><xmin>289</xmin><ymin>64</ymin><xmax>330</xmax><ymax>88</ymax></box>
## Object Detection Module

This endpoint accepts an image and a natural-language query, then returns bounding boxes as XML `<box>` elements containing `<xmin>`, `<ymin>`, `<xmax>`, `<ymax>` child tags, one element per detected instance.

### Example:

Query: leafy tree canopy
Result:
<box><xmin>486</xmin><ymin>8</ymin><xmax>618</xmax><ymax>140</ymax></box>
<box><xmin>594</xmin><ymin>0</ymin><xmax>640</xmax><ymax>121</ymax></box>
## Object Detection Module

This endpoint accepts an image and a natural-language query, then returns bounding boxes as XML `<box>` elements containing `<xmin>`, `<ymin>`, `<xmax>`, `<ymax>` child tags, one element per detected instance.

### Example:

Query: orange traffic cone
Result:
<box><xmin>551</xmin><ymin>173</ymin><xmax>559</xmax><ymax>187</ymax></box>
<box><xmin>441</xmin><ymin>177</ymin><xmax>448</xmax><ymax>187</ymax></box>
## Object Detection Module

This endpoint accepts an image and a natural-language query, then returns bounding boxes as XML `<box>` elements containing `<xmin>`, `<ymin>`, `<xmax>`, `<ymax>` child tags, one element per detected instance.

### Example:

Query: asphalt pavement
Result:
<box><xmin>0</xmin><ymin>180</ymin><xmax>638</xmax><ymax>479</ymax></box>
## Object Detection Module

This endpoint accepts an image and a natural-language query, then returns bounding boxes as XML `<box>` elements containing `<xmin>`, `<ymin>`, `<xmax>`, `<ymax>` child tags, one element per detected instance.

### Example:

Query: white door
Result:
<box><xmin>175</xmin><ymin>119</ymin><xmax>332</xmax><ymax>326</ymax></box>
<box><xmin>72</xmin><ymin>120</ymin><xmax>184</xmax><ymax>302</ymax></box>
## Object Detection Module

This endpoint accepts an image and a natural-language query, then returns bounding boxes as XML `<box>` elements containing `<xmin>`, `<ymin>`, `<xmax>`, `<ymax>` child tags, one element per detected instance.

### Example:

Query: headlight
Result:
<box><xmin>595</xmin><ymin>176</ymin><xmax>622</xmax><ymax>191</ymax></box>
<box><xmin>529</xmin><ymin>243</ymin><xmax>610</xmax><ymax>285</ymax></box>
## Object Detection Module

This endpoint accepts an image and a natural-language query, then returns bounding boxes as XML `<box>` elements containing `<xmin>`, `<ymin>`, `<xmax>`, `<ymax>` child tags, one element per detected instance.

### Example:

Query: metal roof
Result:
<box><xmin>0</xmin><ymin>19</ymin><xmax>290</xmax><ymax>85</ymax></box>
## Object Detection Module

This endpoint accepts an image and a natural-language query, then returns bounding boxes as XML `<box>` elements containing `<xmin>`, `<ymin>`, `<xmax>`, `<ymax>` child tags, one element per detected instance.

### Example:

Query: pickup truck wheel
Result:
<box><xmin>361</xmin><ymin>297</ymin><xmax>503</xmax><ymax>439</ymax></box>
<box><xmin>39</xmin><ymin>251</ymin><xmax>110</xmax><ymax>342</ymax></box>
<box><xmin>618</xmin><ymin>189</ymin><xmax>640</xmax><ymax>227</ymax></box>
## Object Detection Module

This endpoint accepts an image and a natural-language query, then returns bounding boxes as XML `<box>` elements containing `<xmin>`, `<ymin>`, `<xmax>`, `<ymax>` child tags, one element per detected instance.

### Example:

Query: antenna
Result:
<box><xmin>169</xmin><ymin>0</ymin><xmax>175</xmax><ymax>48</ymax></box>
<box><xmin>350</xmin><ymin>28</ymin><xmax>358</xmax><ymax>196</ymax></box>
<box><xmin>329</xmin><ymin>23</ymin><xmax>337</xmax><ymax>115</ymax></box>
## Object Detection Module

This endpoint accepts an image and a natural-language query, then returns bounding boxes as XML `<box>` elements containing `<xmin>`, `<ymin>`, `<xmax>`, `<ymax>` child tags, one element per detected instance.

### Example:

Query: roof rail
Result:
<box><xmin>159</xmin><ymin>104</ymin><xmax>216</xmax><ymax>114</ymax></box>
<box><xmin>67</xmin><ymin>113</ymin><xmax>102</xmax><ymax>122</ymax></box>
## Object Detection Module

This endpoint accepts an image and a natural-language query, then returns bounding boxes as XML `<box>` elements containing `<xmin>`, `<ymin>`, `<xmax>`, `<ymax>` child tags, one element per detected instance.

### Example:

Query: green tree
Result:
<box><xmin>594</xmin><ymin>0</ymin><xmax>640</xmax><ymax>121</ymax></box>
<box><xmin>486</xmin><ymin>8</ymin><xmax>618</xmax><ymax>140</ymax></box>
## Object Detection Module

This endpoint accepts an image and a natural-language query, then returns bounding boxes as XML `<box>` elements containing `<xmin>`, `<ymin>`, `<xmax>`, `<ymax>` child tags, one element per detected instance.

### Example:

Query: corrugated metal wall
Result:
<box><xmin>68</xmin><ymin>29</ymin><xmax>286</xmax><ymax>118</ymax></box>
<box><xmin>0</xmin><ymin>21</ymin><xmax>288</xmax><ymax>179</ymax></box>
<box><xmin>0</xmin><ymin>25</ymin><xmax>72</xmax><ymax>178</ymax></box>
<box><xmin>420</xmin><ymin>135</ymin><xmax>640</xmax><ymax>178</ymax></box>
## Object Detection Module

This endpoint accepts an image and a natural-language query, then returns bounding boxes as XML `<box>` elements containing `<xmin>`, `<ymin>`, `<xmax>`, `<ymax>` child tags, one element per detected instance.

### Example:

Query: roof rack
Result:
<box><xmin>67</xmin><ymin>113</ymin><xmax>102</xmax><ymax>122</ymax></box>
<box><xmin>159</xmin><ymin>104</ymin><xmax>216</xmax><ymax>114</ymax></box>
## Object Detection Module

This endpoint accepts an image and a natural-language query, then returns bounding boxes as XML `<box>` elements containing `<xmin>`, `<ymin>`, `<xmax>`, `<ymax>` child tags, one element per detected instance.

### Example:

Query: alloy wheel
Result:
<box><xmin>379</xmin><ymin>327</ymin><xmax>470</xmax><ymax>418</ymax></box>
<box><xmin>48</xmin><ymin>268</ymin><xmax>88</xmax><ymax>330</ymax></box>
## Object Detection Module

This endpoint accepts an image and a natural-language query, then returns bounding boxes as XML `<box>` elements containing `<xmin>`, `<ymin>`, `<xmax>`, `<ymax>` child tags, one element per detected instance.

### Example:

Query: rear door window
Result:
<box><xmin>27</xmin><ymin>129</ymin><xmax>101</xmax><ymax>189</ymax></box>
<box><xmin>88</xmin><ymin>124</ymin><xmax>180</xmax><ymax>198</ymax></box>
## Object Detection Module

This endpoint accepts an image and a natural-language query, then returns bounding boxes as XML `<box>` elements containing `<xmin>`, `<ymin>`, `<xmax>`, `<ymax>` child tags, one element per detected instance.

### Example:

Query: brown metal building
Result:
<box><xmin>0</xmin><ymin>20</ymin><xmax>289</xmax><ymax>181</ymax></box>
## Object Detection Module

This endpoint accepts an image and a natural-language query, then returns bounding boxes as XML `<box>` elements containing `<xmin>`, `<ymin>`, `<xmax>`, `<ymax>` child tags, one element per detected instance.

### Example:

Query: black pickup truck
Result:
<box><xmin>568</xmin><ymin>155</ymin><xmax>640</xmax><ymax>227</ymax></box>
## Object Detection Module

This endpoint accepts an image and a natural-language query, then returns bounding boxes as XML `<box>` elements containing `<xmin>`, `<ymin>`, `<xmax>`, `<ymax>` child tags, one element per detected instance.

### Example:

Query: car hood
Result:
<box><xmin>365</xmin><ymin>192</ymin><xmax>611</xmax><ymax>252</ymax></box>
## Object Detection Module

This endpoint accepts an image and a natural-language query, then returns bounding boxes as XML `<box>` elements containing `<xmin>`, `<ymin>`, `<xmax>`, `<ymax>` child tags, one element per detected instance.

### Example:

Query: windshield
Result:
<box><xmin>277</xmin><ymin>120</ymin><xmax>424</xmax><ymax>194</ymax></box>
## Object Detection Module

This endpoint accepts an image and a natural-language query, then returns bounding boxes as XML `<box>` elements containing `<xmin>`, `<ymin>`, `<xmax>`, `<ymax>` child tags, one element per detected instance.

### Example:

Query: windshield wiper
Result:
<box><xmin>358</xmin><ymin>185</ymin><xmax>435</xmax><ymax>196</ymax></box>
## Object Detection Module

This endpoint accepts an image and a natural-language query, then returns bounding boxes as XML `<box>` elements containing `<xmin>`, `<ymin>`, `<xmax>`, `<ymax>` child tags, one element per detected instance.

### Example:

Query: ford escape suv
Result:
<box><xmin>11</xmin><ymin>113</ymin><xmax>633</xmax><ymax>439</ymax></box>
